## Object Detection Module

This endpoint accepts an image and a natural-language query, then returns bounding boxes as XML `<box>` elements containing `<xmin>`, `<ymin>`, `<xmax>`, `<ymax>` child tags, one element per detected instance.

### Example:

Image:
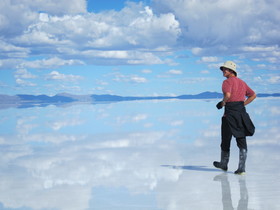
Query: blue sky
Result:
<box><xmin>0</xmin><ymin>0</ymin><xmax>279</xmax><ymax>96</ymax></box>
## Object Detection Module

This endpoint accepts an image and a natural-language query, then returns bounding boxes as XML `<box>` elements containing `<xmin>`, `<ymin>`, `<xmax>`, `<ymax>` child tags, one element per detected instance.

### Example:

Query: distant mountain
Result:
<box><xmin>257</xmin><ymin>93</ymin><xmax>280</xmax><ymax>97</ymax></box>
<box><xmin>56</xmin><ymin>93</ymin><xmax>93</xmax><ymax>102</ymax></box>
<box><xmin>17</xmin><ymin>94</ymin><xmax>76</xmax><ymax>103</ymax></box>
<box><xmin>91</xmin><ymin>94</ymin><xmax>174</xmax><ymax>102</ymax></box>
<box><xmin>0</xmin><ymin>92</ymin><xmax>279</xmax><ymax>109</ymax></box>
<box><xmin>177</xmin><ymin>91</ymin><xmax>223</xmax><ymax>99</ymax></box>
<box><xmin>0</xmin><ymin>94</ymin><xmax>21</xmax><ymax>109</ymax></box>
<box><xmin>0</xmin><ymin>94</ymin><xmax>77</xmax><ymax>109</ymax></box>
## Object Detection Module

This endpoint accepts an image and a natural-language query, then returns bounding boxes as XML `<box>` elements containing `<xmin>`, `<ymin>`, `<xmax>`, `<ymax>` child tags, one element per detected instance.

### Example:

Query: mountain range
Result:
<box><xmin>0</xmin><ymin>92</ymin><xmax>279</xmax><ymax>109</ymax></box>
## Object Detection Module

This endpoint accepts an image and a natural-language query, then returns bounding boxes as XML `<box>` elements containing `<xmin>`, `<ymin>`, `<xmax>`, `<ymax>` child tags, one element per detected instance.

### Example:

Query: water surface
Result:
<box><xmin>0</xmin><ymin>98</ymin><xmax>279</xmax><ymax>210</ymax></box>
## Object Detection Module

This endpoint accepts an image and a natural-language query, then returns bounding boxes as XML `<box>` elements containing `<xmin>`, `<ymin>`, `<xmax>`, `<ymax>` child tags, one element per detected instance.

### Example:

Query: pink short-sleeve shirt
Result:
<box><xmin>222</xmin><ymin>77</ymin><xmax>255</xmax><ymax>102</ymax></box>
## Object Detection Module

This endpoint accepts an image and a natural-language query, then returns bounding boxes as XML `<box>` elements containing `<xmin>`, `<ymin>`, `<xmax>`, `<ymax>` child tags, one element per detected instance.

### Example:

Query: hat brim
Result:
<box><xmin>220</xmin><ymin>66</ymin><xmax>237</xmax><ymax>76</ymax></box>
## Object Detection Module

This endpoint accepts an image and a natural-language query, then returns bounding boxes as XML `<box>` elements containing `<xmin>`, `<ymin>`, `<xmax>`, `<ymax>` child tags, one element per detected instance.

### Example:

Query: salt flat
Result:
<box><xmin>0</xmin><ymin>98</ymin><xmax>279</xmax><ymax>210</ymax></box>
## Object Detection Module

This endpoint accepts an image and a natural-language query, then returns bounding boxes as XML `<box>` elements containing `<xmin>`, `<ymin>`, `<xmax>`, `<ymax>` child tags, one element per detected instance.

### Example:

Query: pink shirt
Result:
<box><xmin>222</xmin><ymin>77</ymin><xmax>255</xmax><ymax>102</ymax></box>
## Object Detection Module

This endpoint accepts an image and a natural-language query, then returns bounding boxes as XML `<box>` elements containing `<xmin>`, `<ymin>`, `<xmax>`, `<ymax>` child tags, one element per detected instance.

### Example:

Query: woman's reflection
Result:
<box><xmin>214</xmin><ymin>173</ymin><xmax>248</xmax><ymax>210</ymax></box>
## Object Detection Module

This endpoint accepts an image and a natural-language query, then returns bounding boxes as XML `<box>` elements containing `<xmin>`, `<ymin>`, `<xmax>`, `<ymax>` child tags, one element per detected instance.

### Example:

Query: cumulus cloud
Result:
<box><xmin>0</xmin><ymin>0</ymin><xmax>279</xmax><ymax>95</ymax></box>
<box><xmin>45</xmin><ymin>71</ymin><xmax>83</xmax><ymax>82</ymax></box>
<box><xmin>170</xmin><ymin>120</ymin><xmax>184</xmax><ymax>126</ymax></box>
<box><xmin>0</xmin><ymin>0</ymin><xmax>86</xmax><ymax>37</ymax></box>
<box><xmin>1</xmin><ymin>0</ymin><xmax>279</xmax><ymax>70</ymax></box>
<box><xmin>16</xmin><ymin>78</ymin><xmax>36</xmax><ymax>87</ymax></box>
<box><xmin>152</xmin><ymin>0</ymin><xmax>280</xmax><ymax>63</ymax></box>
<box><xmin>142</xmin><ymin>69</ymin><xmax>152</xmax><ymax>74</ymax></box>
<box><xmin>14</xmin><ymin>69</ymin><xmax>37</xmax><ymax>79</ymax></box>
<box><xmin>200</xmin><ymin>70</ymin><xmax>210</xmax><ymax>74</ymax></box>
<box><xmin>0</xmin><ymin>40</ymin><xmax>29</xmax><ymax>59</ymax></box>
<box><xmin>168</xmin><ymin>69</ymin><xmax>183</xmax><ymax>75</ymax></box>
<box><xmin>0</xmin><ymin>1</ymin><xmax>181</xmax><ymax>68</ymax></box>
<box><xmin>199</xmin><ymin>56</ymin><xmax>219</xmax><ymax>63</ymax></box>
<box><xmin>113</xmin><ymin>73</ymin><xmax>148</xmax><ymax>83</ymax></box>
<box><xmin>180</xmin><ymin>77</ymin><xmax>212</xmax><ymax>84</ymax></box>
<box><xmin>20</xmin><ymin>57</ymin><xmax>84</xmax><ymax>69</ymax></box>
<box><xmin>48</xmin><ymin>119</ymin><xmax>85</xmax><ymax>131</ymax></box>
<box><xmin>157</xmin><ymin>69</ymin><xmax>183</xmax><ymax>78</ymax></box>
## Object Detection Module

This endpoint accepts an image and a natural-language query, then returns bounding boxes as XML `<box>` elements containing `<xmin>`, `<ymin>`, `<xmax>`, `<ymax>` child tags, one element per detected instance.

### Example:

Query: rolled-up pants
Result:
<box><xmin>221</xmin><ymin>116</ymin><xmax>247</xmax><ymax>152</ymax></box>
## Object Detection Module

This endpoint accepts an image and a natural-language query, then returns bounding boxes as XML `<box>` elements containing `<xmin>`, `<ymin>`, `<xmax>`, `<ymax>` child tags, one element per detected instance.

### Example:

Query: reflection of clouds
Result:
<box><xmin>16</xmin><ymin>116</ymin><xmax>38</xmax><ymax>135</ymax></box>
<box><xmin>0</xmin><ymin>144</ymin><xmax>32</xmax><ymax>162</ymax></box>
<box><xmin>1</xmin><ymin>133</ymin><xmax>87</xmax><ymax>145</ymax></box>
<box><xmin>132</xmin><ymin>114</ymin><xmax>148</xmax><ymax>121</ymax></box>
<box><xmin>251</xmin><ymin>99</ymin><xmax>280</xmax><ymax>117</ymax></box>
<box><xmin>202</xmin><ymin>124</ymin><xmax>220</xmax><ymax>138</ymax></box>
<box><xmin>269</xmin><ymin>106</ymin><xmax>280</xmax><ymax>115</ymax></box>
<box><xmin>0</xmin><ymin>137</ymin><xmax>4</xmax><ymax>143</ymax></box>
<box><xmin>0</xmin><ymin>130</ymin><xmax>183</xmax><ymax>210</ymax></box>
<box><xmin>249</xmin><ymin>126</ymin><xmax>280</xmax><ymax>145</ymax></box>
<box><xmin>0</xmin><ymin>165</ymin><xmax>91</xmax><ymax>210</ymax></box>
<box><xmin>24</xmin><ymin>133</ymin><xmax>87</xmax><ymax>143</ymax></box>
<box><xmin>144</xmin><ymin>122</ymin><xmax>154</xmax><ymax>128</ymax></box>
<box><xmin>0</xmin><ymin>99</ymin><xmax>280</xmax><ymax>210</ymax></box>
<box><xmin>116</xmin><ymin>113</ymin><xmax>148</xmax><ymax>125</ymax></box>
<box><xmin>248</xmin><ymin>100</ymin><xmax>280</xmax><ymax>147</ymax></box>
<box><xmin>170</xmin><ymin>120</ymin><xmax>184</xmax><ymax>126</ymax></box>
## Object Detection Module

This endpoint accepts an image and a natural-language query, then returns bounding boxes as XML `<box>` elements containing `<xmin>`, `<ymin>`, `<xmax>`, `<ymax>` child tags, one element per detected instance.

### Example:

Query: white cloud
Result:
<box><xmin>0</xmin><ymin>0</ymin><xmax>279</xmax><ymax>95</ymax></box>
<box><xmin>45</xmin><ymin>71</ymin><xmax>83</xmax><ymax>82</ymax></box>
<box><xmin>2</xmin><ymin>0</ymin><xmax>278</xmax><ymax>70</ymax></box>
<box><xmin>191</xmin><ymin>47</ymin><xmax>203</xmax><ymax>55</ymax></box>
<box><xmin>153</xmin><ymin>0</ymin><xmax>280</xmax><ymax>63</ymax></box>
<box><xmin>0</xmin><ymin>40</ymin><xmax>29</xmax><ymax>59</ymax></box>
<box><xmin>0</xmin><ymin>0</ymin><xmax>86</xmax><ymax>39</ymax></box>
<box><xmin>199</xmin><ymin>56</ymin><xmax>219</xmax><ymax>63</ymax></box>
<box><xmin>14</xmin><ymin>69</ymin><xmax>37</xmax><ymax>79</ymax></box>
<box><xmin>180</xmin><ymin>77</ymin><xmax>212</xmax><ymax>84</ymax></box>
<box><xmin>207</xmin><ymin>63</ymin><xmax>221</xmax><ymax>69</ymax></box>
<box><xmin>242</xmin><ymin>46</ymin><xmax>278</xmax><ymax>52</ymax></box>
<box><xmin>170</xmin><ymin>120</ymin><xmax>184</xmax><ymax>126</ymax></box>
<box><xmin>131</xmin><ymin>76</ymin><xmax>148</xmax><ymax>83</ymax></box>
<box><xmin>20</xmin><ymin>57</ymin><xmax>84</xmax><ymax>69</ymax></box>
<box><xmin>168</xmin><ymin>69</ymin><xmax>183</xmax><ymax>75</ymax></box>
<box><xmin>142</xmin><ymin>69</ymin><xmax>152</xmax><ymax>74</ymax></box>
<box><xmin>48</xmin><ymin>119</ymin><xmax>84</xmax><ymax>131</ymax></box>
<box><xmin>157</xmin><ymin>69</ymin><xmax>183</xmax><ymax>78</ymax></box>
<box><xmin>1</xmin><ymin>1</ymin><xmax>181</xmax><ymax>67</ymax></box>
<box><xmin>113</xmin><ymin>73</ymin><xmax>148</xmax><ymax>83</ymax></box>
<box><xmin>132</xmin><ymin>114</ymin><xmax>148</xmax><ymax>122</ymax></box>
<box><xmin>200</xmin><ymin>70</ymin><xmax>210</xmax><ymax>74</ymax></box>
<box><xmin>16</xmin><ymin>78</ymin><xmax>36</xmax><ymax>87</ymax></box>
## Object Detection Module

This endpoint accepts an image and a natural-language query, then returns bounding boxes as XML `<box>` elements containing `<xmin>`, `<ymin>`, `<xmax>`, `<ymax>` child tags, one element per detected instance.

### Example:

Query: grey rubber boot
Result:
<box><xmin>234</xmin><ymin>149</ymin><xmax>247</xmax><ymax>175</ymax></box>
<box><xmin>213</xmin><ymin>150</ymin><xmax>230</xmax><ymax>171</ymax></box>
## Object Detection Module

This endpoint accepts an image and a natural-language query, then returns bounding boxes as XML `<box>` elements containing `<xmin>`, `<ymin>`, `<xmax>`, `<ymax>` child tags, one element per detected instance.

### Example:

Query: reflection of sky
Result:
<box><xmin>0</xmin><ymin>98</ymin><xmax>279</xmax><ymax>210</ymax></box>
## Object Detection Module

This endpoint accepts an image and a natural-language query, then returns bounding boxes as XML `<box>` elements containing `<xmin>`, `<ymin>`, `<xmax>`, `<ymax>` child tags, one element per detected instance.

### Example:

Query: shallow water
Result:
<box><xmin>0</xmin><ymin>98</ymin><xmax>279</xmax><ymax>210</ymax></box>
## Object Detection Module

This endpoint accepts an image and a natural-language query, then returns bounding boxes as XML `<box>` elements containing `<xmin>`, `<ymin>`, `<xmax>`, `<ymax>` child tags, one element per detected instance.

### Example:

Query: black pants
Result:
<box><xmin>221</xmin><ymin>117</ymin><xmax>247</xmax><ymax>152</ymax></box>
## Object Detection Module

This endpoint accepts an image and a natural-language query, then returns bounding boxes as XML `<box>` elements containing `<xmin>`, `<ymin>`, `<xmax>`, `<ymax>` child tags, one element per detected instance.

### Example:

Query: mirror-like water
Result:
<box><xmin>0</xmin><ymin>98</ymin><xmax>279</xmax><ymax>210</ymax></box>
